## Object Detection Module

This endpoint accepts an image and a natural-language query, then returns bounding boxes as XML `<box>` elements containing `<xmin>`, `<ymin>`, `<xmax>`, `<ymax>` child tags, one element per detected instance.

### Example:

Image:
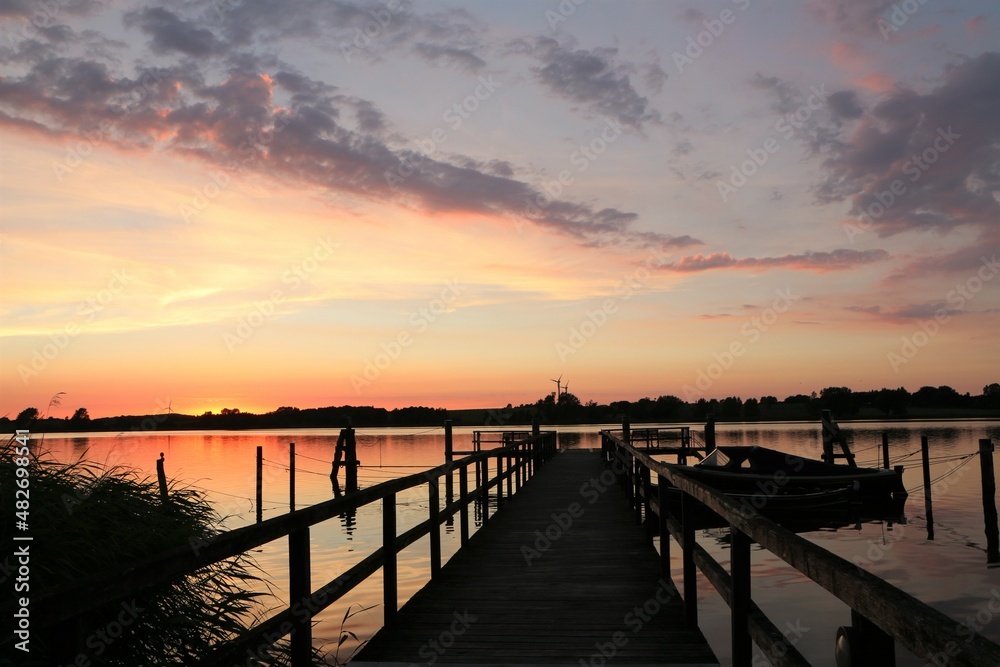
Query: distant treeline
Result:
<box><xmin>4</xmin><ymin>384</ymin><xmax>998</xmax><ymax>433</ymax></box>
<box><xmin>3</xmin><ymin>404</ymin><xmax>450</xmax><ymax>433</ymax></box>
<box><xmin>488</xmin><ymin>383</ymin><xmax>1000</xmax><ymax>426</ymax></box>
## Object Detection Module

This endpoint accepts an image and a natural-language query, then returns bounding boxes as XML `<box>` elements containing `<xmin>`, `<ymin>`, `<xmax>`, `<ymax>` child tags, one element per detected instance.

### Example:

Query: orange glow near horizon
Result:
<box><xmin>2</xmin><ymin>5</ymin><xmax>998</xmax><ymax>419</ymax></box>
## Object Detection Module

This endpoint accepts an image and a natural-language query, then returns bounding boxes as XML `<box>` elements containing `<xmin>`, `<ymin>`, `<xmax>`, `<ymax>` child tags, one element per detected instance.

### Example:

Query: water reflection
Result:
<box><xmin>29</xmin><ymin>420</ymin><xmax>1000</xmax><ymax>666</ymax></box>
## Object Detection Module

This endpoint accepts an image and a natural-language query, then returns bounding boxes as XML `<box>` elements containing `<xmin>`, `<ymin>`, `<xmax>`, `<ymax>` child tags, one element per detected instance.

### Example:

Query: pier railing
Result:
<box><xmin>28</xmin><ymin>431</ymin><xmax>557</xmax><ymax>666</ymax></box>
<box><xmin>602</xmin><ymin>429</ymin><xmax>1000</xmax><ymax>667</ymax></box>
<box><xmin>611</xmin><ymin>421</ymin><xmax>712</xmax><ymax>464</ymax></box>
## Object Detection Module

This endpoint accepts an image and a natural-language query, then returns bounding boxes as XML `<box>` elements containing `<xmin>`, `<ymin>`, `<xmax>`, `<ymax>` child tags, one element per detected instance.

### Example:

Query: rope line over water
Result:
<box><xmin>905</xmin><ymin>450</ymin><xmax>980</xmax><ymax>494</ymax></box>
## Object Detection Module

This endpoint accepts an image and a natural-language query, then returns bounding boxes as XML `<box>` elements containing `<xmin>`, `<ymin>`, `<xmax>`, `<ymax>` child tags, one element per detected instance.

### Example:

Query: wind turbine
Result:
<box><xmin>550</xmin><ymin>374</ymin><xmax>562</xmax><ymax>398</ymax></box>
<box><xmin>562</xmin><ymin>381</ymin><xmax>569</xmax><ymax>397</ymax></box>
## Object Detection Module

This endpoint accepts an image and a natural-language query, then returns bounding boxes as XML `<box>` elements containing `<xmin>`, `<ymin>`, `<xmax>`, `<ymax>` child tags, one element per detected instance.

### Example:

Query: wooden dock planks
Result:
<box><xmin>354</xmin><ymin>449</ymin><xmax>718</xmax><ymax>665</ymax></box>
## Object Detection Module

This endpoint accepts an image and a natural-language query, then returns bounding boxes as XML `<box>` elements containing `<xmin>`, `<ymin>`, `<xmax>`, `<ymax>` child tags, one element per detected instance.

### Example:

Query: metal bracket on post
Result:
<box><xmin>835</xmin><ymin>610</ymin><xmax>895</xmax><ymax>667</ymax></box>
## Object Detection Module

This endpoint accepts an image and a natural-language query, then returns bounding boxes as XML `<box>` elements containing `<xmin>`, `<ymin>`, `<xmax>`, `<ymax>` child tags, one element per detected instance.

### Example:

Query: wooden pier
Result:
<box><xmin>354</xmin><ymin>449</ymin><xmax>718</xmax><ymax>665</ymax></box>
<box><xmin>18</xmin><ymin>420</ymin><xmax>1000</xmax><ymax>667</ymax></box>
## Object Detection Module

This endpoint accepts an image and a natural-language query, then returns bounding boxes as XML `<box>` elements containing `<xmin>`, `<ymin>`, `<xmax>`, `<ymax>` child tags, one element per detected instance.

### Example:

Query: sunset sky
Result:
<box><xmin>1</xmin><ymin>0</ymin><xmax>999</xmax><ymax>418</ymax></box>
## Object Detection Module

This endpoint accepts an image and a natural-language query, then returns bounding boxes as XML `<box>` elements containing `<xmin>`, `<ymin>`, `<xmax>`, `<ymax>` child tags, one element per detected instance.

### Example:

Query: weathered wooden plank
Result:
<box><xmin>354</xmin><ymin>450</ymin><xmax>717</xmax><ymax>665</ymax></box>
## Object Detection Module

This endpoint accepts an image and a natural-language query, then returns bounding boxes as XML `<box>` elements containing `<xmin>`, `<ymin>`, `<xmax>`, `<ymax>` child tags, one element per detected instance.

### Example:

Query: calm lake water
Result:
<box><xmin>33</xmin><ymin>420</ymin><xmax>1000</xmax><ymax>665</ymax></box>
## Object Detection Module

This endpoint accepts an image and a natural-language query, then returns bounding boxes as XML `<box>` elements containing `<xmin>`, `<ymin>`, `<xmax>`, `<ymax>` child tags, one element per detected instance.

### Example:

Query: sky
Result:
<box><xmin>1</xmin><ymin>0</ymin><xmax>998</xmax><ymax>418</ymax></box>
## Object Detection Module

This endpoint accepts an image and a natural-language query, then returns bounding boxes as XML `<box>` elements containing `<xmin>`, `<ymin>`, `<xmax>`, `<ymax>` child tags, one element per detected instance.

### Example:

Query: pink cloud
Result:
<box><xmin>966</xmin><ymin>16</ymin><xmax>989</xmax><ymax>36</ymax></box>
<box><xmin>661</xmin><ymin>249</ymin><xmax>889</xmax><ymax>273</ymax></box>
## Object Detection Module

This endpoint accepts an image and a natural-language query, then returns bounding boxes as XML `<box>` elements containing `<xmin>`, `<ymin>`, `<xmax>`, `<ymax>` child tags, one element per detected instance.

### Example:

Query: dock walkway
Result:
<box><xmin>354</xmin><ymin>449</ymin><xmax>718</xmax><ymax>665</ymax></box>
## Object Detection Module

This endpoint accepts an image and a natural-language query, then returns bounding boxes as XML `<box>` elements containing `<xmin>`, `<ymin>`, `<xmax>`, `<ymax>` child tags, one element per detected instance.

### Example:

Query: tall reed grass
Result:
<box><xmin>0</xmin><ymin>435</ymin><xmax>323</xmax><ymax>665</ymax></box>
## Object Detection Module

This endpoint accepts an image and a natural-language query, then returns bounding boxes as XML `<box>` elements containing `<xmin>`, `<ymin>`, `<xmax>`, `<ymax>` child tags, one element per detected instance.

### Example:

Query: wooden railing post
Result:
<box><xmin>532</xmin><ymin>419</ymin><xmax>541</xmax><ymax>470</ymax></box>
<box><xmin>459</xmin><ymin>463</ymin><xmax>470</xmax><ymax>547</ymax></box>
<box><xmin>481</xmin><ymin>456</ymin><xmax>490</xmax><ymax>524</ymax></box>
<box><xmin>288</xmin><ymin>526</ymin><xmax>311</xmax><ymax>666</ymax></box>
<box><xmin>515</xmin><ymin>442</ymin><xmax>522</xmax><ymax>491</ymax></box>
<box><xmin>504</xmin><ymin>448</ymin><xmax>512</xmax><ymax>499</ymax></box>
<box><xmin>475</xmin><ymin>452</ymin><xmax>483</xmax><ymax>495</ymax></box>
<box><xmin>633</xmin><ymin>458</ymin><xmax>642</xmax><ymax>523</ymax></box>
<box><xmin>383</xmin><ymin>493</ymin><xmax>397</xmax><ymax>624</ymax></box>
<box><xmin>682</xmin><ymin>493</ymin><xmax>698</xmax><ymax>627</ymax></box>
<box><xmin>731</xmin><ymin>527</ymin><xmax>751</xmax><ymax>667</ymax></box>
<box><xmin>642</xmin><ymin>466</ymin><xmax>653</xmax><ymax>544</ymax></box>
<box><xmin>622</xmin><ymin>418</ymin><xmax>631</xmax><ymax>446</ymax></box>
<box><xmin>980</xmin><ymin>439</ymin><xmax>999</xmax><ymax>564</ymax></box>
<box><xmin>428</xmin><ymin>480</ymin><xmax>441</xmax><ymax>578</ymax></box>
<box><xmin>444</xmin><ymin>420</ymin><xmax>453</xmax><ymax>504</ymax></box>
<box><xmin>496</xmin><ymin>454</ymin><xmax>504</xmax><ymax>510</ymax></box>
<box><xmin>882</xmin><ymin>432</ymin><xmax>890</xmax><ymax>469</ymax></box>
<box><xmin>657</xmin><ymin>473</ymin><xmax>670</xmax><ymax>577</ymax></box>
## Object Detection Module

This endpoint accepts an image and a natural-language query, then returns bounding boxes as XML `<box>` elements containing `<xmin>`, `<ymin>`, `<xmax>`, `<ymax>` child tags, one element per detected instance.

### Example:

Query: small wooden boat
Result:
<box><xmin>660</xmin><ymin>446</ymin><xmax>908</xmax><ymax>528</ymax></box>
<box><xmin>659</xmin><ymin>479</ymin><xmax>857</xmax><ymax>530</ymax></box>
<box><xmin>670</xmin><ymin>446</ymin><xmax>907</xmax><ymax>500</ymax></box>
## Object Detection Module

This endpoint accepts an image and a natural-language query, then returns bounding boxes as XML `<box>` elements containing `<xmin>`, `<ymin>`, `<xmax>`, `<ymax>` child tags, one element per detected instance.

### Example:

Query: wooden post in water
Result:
<box><xmin>345</xmin><ymin>420</ymin><xmax>358</xmax><ymax>493</ymax></box>
<box><xmin>155</xmin><ymin>453</ymin><xmax>168</xmax><ymax>505</ymax></box>
<box><xmin>704</xmin><ymin>414</ymin><xmax>716</xmax><ymax>455</ymax></box>
<box><xmin>921</xmin><ymin>436</ymin><xmax>934</xmax><ymax>540</ymax></box>
<box><xmin>256</xmin><ymin>446</ymin><xmax>263</xmax><ymax>523</ymax></box>
<box><xmin>331</xmin><ymin>429</ymin><xmax>345</xmax><ymax>486</ymax></box>
<box><xmin>289</xmin><ymin>442</ymin><xmax>296</xmax><ymax>512</ymax></box>
<box><xmin>821</xmin><ymin>409</ymin><xmax>838</xmax><ymax>465</ymax></box>
<box><xmin>980</xmin><ymin>439</ymin><xmax>999</xmax><ymax>564</ymax></box>
<box><xmin>882</xmin><ymin>432</ymin><xmax>890</xmax><ymax>469</ymax></box>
